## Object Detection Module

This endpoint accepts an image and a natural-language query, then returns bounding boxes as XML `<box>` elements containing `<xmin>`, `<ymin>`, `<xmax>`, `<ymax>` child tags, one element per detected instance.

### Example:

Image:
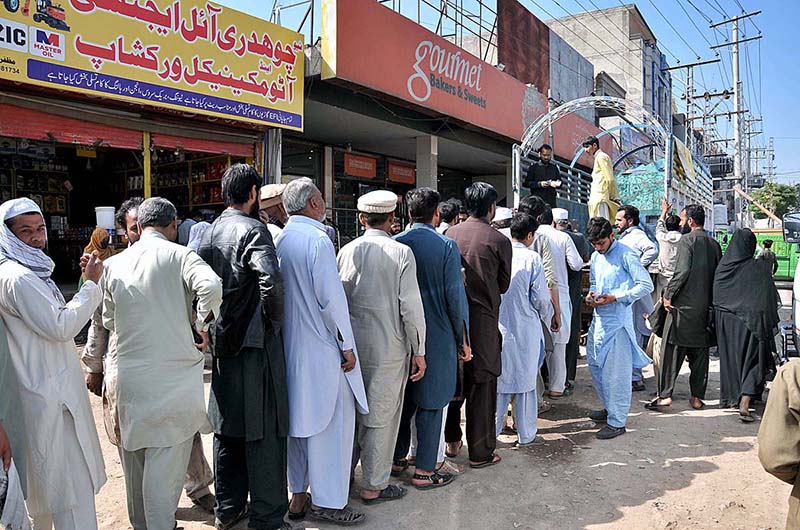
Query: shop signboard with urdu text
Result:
<box><xmin>387</xmin><ymin>161</ymin><xmax>415</xmax><ymax>184</ymax></box>
<box><xmin>344</xmin><ymin>153</ymin><xmax>377</xmax><ymax>179</ymax></box>
<box><xmin>0</xmin><ymin>0</ymin><xmax>304</xmax><ymax>130</ymax></box>
<box><xmin>321</xmin><ymin>0</ymin><xmax>541</xmax><ymax>141</ymax></box>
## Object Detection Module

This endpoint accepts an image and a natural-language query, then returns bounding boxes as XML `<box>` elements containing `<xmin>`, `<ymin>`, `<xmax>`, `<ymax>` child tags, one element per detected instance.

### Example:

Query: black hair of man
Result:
<box><xmin>665</xmin><ymin>213</ymin><xmax>681</xmax><ymax>232</ymax></box>
<box><xmin>116</xmin><ymin>196</ymin><xmax>144</xmax><ymax>227</ymax></box>
<box><xmin>439</xmin><ymin>198</ymin><xmax>459</xmax><ymax>224</ymax></box>
<box><xmin>537</xmin><ymin>206</ymin><xmax>554</xmax><ymax>226</ymax></box>
<box><xmin>406</xmin><ymin>187</ymin><xmax>440</xmax><ymax>224</ymax></box>
<box><xmin>586</xmin><ymin>217</ymin><xmax>613</xmax><ymax>242</ymax></box>
<box><xmin>763</xmin><ymin>239</ymin><xmax>773</xmax><ymax>249</ymax></box>
<box><xmin>222</xmin><ymin>163</ymin><xmax>261</xmax><ymax>206</ymax></box>
<box><xmin>538</xmin><ymin>144</ymin><xmax>553</xmax><ymax>153</ymax></box>
<box><xmin>464</xmin><ymin>182</ymin><xmax>498</xmax><ymax>219</ymax></box>
<box><xmin>518</xmin><ymin>195</ymin><xmax>548</xmax><ymax>220</ymax></box>
<box><xmin>511</xmin><ymin>213</ymin><xmax>539</xmax><ymax>241</ymax></box>
<box><xmin>190</xmin><ymin>209</ymin><xmax>204</xmax><ymax>220</ymax></box>
<box><xmin>684</xmin><ymin>204</ymin><xmax>705</xmax><ymax>227</ymax></box>
<box><xmin>620</xmin><ymin>205</ymin><xmax>640</xmax><ymax>226</ymax></box>
<box><xmin>581</xmin><ymin>135</ymin><xmax>600</xmax><ymax>148</ymax></box>
<box><xmin>363</xmin><ymin>211</ymin><xmax>393</xmax><ymax>227</ymax></box>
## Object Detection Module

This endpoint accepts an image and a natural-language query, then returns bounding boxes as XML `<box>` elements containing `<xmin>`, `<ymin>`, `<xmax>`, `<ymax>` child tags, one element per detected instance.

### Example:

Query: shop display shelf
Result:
<box><xmin>194</xmin><ymin>179</ymin><xmax>223</xmax><ymax>184</ymax></box>
<box><xmin>154</xmin><ymin>184</ymin><xmax>188</xmax><ymax>189</ymax></box>
<box><xmin>16</xmin><ymin>189</ymin><xmax>67</xmax><ymax>194</ymax></box>
<box><xmin>184</xmin><ymin>202</ymin><xmax>224</xmax><ymax>207</ymax></box>
<box><xmin>152</xmin><ymin>154</ymin><xmax>229</xmax><ymax>170</ymax></box>
<box><xmin>15</xmin><ymin>168</ymin><xmax>69</xmax><ymax>174</ymax></box>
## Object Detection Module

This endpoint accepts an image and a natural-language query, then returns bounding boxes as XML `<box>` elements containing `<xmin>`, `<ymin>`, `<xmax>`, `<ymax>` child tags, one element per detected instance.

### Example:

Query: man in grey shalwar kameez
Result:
<box><xmin>338</xmin><ymin>190</ymin><xmax>427</xmax><ymax>503</ymax></box>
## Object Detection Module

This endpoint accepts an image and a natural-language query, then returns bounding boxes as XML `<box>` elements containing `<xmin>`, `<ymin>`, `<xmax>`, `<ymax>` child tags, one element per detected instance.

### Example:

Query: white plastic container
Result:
<box><xmin>95</xmin><ymin>206</ymin><xmax>116</xmax><ymax>229</ymax></box>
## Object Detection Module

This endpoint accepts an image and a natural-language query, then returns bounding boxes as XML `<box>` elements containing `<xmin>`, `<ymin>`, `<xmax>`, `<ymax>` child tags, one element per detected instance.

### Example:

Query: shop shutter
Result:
<box><xmin>0</xmin><ymin>104</ymin><xmax>142</xmax><ymax>149</ymax></box>
<box><xmin>151</xmin><ymin>133</ymin><xmax>254</xmax><ymax>158</ymax></box>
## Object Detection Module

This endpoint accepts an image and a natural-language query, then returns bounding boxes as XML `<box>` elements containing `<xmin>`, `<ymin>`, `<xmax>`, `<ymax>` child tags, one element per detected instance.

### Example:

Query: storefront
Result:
<box><xmin>298</xmin><ymin>0</ymin><xmax>613</xmax><ymax>240</ymax></box>
<box><xmin>0</xmin><ymin>0</ymin><xmax>304</xmax><ymax>281</ymax></box>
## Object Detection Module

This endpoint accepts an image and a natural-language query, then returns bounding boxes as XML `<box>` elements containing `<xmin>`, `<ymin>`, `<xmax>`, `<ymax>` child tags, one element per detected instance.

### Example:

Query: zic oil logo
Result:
<box><xmin>0</xmin><ymin>17</ymin><xmax>26</xmax><ymax>53</ymax></box>
<box><xmin>29</xmin><ymin>27</ymin><xmax>64</xmax><ymax>61</ymax></box>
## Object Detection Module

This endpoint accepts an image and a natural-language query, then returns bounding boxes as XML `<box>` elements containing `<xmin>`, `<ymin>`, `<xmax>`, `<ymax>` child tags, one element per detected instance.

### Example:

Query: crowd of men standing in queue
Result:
<box><xmin>0</xmin><ymin>132</ymin><xmax>784</xmax><ymax>530</ymax></box>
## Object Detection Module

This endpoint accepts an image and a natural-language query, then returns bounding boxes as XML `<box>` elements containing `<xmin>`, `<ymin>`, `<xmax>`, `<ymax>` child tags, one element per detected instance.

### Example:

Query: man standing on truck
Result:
<box><xmin>583</xmin><ymin>136</ymin><xmax>620</xmax><ymax>222</ymax></box>
<box><xmin>756</xmin><ymin>239</ymin><xmax>779</xmax><ymax>276</ymax></box>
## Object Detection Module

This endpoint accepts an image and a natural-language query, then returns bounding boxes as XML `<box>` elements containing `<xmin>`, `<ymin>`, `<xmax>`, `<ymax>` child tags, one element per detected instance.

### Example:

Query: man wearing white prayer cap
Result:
<box><xmin>259</xmin><ymin>183</ymin><xmax>288</xmax><ymax>241</ymax></box>
<box><xmin>552</xmin><ymin>208</ymin><xmax>570</xmax><ymax>224</ymax></box>
<box><xmin>0</xmin><ymin>198</ymin><xmax>106</xmax><ymax>530</ymax></box>
<box><xmin>552</xmin><ymin>207</ymin><xmax>592</xmax><ymax>392</ymax></box>
<box><xmin>492</xmin><ymin>207</ymin><xmax>513</xmax><ymax>239</ymax></box>
<box><xmin>337</xmin><ymin>190</ymin><xmax>427</xmax><ymax>503</ymax></box>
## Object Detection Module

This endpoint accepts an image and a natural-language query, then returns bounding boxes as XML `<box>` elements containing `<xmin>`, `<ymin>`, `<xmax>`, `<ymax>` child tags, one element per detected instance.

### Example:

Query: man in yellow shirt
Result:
<box><xmin>583</xmin><ymin>136</ymin><xmax>619</xmax><ymax>221</ymax></box>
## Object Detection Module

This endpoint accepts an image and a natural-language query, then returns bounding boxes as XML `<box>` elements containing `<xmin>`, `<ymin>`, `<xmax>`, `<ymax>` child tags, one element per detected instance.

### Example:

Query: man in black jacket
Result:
<box><xmin>524</xmin><ymin>144</ymin><xmax>562</xmax><ymax>207</ymax></box>
<box><xmin>198</xmin><ymin>164</ymin><xmax>290</xmax><ymax>530</ymax></box>
<box><xmin>649</xmin><ymin>204</ymin><xmax>721</xmax><ymax>411</ymax></box>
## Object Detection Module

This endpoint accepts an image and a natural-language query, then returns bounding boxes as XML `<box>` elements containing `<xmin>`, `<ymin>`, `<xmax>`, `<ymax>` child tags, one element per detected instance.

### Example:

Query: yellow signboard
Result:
<box><xmin>0</xmin><ymin>0</ymin><xmax>304</xmax><ymax>130</ymax></box>
<box><xmin>672</xmin><ymin>137</ymin><xmax>696</xmax><ymax>182</ymax></box>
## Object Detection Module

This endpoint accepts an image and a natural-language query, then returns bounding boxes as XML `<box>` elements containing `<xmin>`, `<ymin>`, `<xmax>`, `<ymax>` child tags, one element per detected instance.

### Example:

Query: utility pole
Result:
<box><xmin>710</xmin><ymin>11</ymin><xmax>762</xmax><ymax>227</ymax></box>
<box><xmin>662</xmin><ymin>58</ymin><xmax>720</xmax><ymax>153</ymax></box>
<box><xmin>768</xmin><ymin>136</ymin><xmax>775</xmax><ymax>181</ymax></box>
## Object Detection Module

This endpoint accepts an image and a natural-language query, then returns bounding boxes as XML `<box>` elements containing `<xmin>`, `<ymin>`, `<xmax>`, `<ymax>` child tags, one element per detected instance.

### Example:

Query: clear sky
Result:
<box><xmin>217</xmin><ymin>0</ymin><xmax>796</xmax><ymax>183</ymax></box>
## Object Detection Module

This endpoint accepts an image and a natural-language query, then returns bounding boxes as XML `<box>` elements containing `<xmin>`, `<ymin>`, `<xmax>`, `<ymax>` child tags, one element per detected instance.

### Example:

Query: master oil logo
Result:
<box><xmin>29</xmin><ymin>27</ymin><xmax>64</xmax><ymax>61</ymax></box>
<box><xmin>0</xmin><ymin>17</ymin><xmax>27</xmax><ymax>53</ymax></box>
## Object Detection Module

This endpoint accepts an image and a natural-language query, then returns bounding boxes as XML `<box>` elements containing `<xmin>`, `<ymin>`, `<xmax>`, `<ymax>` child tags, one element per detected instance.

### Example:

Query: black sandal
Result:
<box><xmin>644</xmin><ymin>399</ymin><xmax>671</xmax><ymax>412</ymax></box>
<box><xmin>288</xmin><ymin>493</ymin><xmax>311</xmax><ymax>521</ymax></box>
<box><xmin>390</xmin><ymin>458</ymin><xmax>408</xmax><ymax>477</ymax></box>
<box><xmin>361</xmin><ymin>484</ymin><xmax>407</xmax><ymax>504</ymax></box>
<box><xmin>412</xmin><ymin>470</ymin><xmax>454</xmax><ymax>490</ymax></box>
<box><xmin>308</xmin><ymin>505</ymin><xmax>366</xmax><ymax>526</ymax></box>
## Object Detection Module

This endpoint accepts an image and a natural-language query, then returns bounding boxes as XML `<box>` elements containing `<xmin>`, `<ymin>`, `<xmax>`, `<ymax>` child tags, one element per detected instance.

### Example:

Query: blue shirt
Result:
<box><xmin>394</xmin><ymin>223</ymin><xmax>469</xmax><ymax>409</ymax></box>
<box><xmin>588</xmin><ymin>241</ymin><xmax>653</xmax><ymax>368</ymax></box>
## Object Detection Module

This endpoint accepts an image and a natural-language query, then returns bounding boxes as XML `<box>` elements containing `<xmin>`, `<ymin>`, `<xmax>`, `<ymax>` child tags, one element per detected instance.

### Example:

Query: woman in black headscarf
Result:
<box><xmin>713</xmin><ymin>228</ymin><xmax>780</xmax><ymax>422</ymax></box>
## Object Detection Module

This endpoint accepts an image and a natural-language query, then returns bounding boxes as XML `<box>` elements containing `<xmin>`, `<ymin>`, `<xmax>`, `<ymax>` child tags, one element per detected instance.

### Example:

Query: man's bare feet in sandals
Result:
<box><xmin>445</xmin><ymin>440</ymin><xmax>463</xmax><ymax>458</ymax></box>
<box><xmin>436</xmin><ymin>459</ymin><xmax>465</xmax><ymax>475</ymax></box>
<box><xmin>469</xmin><ymin>453</ymin><xmax>502</xmax><ymax>469</ymax></box>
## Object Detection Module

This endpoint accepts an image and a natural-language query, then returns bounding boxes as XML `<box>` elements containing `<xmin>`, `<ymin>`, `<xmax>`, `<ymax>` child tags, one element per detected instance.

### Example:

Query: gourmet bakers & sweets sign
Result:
<box><xmin>321</xmin><ymin>0</ymin><xmax>543</xmax><ymax>141</ymax></box>
<box><xmin>407</xmin><ymin>41</ymin><xmax>486</xmax><ymax>109</ymax></box>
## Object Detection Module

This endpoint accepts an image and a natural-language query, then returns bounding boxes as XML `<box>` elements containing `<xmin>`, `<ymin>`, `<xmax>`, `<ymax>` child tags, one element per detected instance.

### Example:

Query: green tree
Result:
<box><xmin>749</xmin><ymin>182</ymin><xmax>799</xmax><ymax>219</ymax></box>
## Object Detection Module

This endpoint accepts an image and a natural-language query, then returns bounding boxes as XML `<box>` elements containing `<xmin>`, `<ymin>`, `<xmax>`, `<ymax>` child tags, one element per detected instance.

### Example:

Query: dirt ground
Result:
<box><xmin>90</xmin><ymin>290</ymin><xmax>794</xmax><ymax>530</ymax></box>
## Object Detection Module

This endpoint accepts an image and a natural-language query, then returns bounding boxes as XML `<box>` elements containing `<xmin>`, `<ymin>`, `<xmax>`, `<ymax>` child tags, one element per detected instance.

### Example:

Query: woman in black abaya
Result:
<box><xmin>713</xmin><ymin>228</ymin><xmax>780</xmax><ymax>422</ymax></box>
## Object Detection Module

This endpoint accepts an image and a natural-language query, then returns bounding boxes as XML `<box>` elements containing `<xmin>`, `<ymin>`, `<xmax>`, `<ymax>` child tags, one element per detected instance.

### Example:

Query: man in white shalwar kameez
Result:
<box><xmin>276</xmin><ymin>178</ymin><xmax>369</xmax><ymax>526</ymax></box>
<box><xmin>584</xmin><ymin>218</ymin><xmax>653</xmax><ymax>440</ymax></box>
<box><xmin>496</xmin><ymin>214</ymin><xmax>551</xmax><ymax>446</ymax></box>
<box><xmin>337</xmin><ymin>190</ymin><xmax>427</xmax><ymax>503</ymax></box>
<box><xmin>535</xmin><ymin>207</ymin><xmax>584</xmax><ymax>398</ymax></box>
<box><xmin>0</xmin><ymin>198</ymin><xmax>106</xmax><ymax>530</ymax></box>
<box><xmin>102</xmin><ymin>198</ymin><xmax>222</xmax><ymax>530</ymax></box>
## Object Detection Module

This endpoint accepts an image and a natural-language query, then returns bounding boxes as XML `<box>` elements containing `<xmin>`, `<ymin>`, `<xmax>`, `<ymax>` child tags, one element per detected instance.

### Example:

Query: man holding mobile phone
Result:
<box><xmin>584</xmin><ymin>217</ymin><xmax>653</xmax><ymax>440</ymax></box>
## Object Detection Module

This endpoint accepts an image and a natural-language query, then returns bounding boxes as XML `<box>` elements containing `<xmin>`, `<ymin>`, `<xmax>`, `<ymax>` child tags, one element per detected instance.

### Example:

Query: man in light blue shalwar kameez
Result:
<box><xmin>585</xmin><ymin>217</ymin><xmax>653</xmax><ymax>440</ymax></box>
<box><xmin>495</xmin><ymin>214</ymin><xmax>551</xmax><ymax>446</ymax></box>
<box><xmin>276</xmin><ymin>178</ymin><xmax>370</xmax><ymax>526</ymax></box>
